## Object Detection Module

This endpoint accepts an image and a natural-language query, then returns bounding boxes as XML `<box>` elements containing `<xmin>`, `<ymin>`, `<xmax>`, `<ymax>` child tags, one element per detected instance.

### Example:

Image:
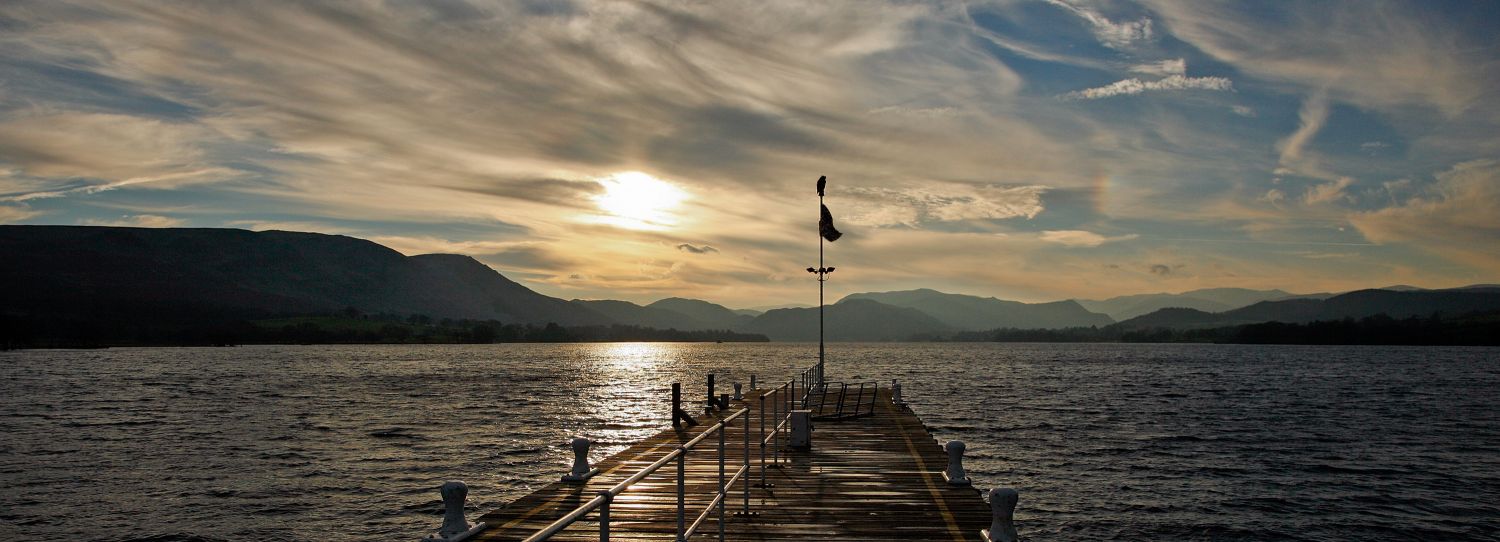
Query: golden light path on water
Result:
<box><xmin>573</xmin><ymin>342</ymin><xmax>686</xmax><ymax>459</ymax></box>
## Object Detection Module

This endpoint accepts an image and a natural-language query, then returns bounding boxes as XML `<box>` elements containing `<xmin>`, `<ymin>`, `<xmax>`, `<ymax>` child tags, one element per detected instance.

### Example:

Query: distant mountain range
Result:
<box><xmin>4</xmin><ymin>226</ymin><xmax>1498</xmax><ymax>343</ymax></box>
<box><xmin>841</xmin><ymin>289</ymin><xmax>1111</xmax><ymax>330</ymax></box>
<box><xmin>1073</xmin><ymin>287</ymin><xmax>1325</xmax><ymax>321</ymax></box>
<box><xmin>1113</xmin><ymin>288</ymin><xmax>1500</xmax><ymax>330</ymax></box>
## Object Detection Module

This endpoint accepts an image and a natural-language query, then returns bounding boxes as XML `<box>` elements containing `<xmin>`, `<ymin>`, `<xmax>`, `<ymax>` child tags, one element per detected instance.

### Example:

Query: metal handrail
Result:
<box><xmin>522</xmin><ymin>407</ymin><xmax>748</xmax><ymax>542</ymax></box>
<box><xmin>521</xmin><ymin>364</ymin><xmax>821</xmax><ymax>542</ymax></box>
<box><xmin>807</xmin><ymin>380</ymin><xmax>878</xmax><ymax>420</ymax></box>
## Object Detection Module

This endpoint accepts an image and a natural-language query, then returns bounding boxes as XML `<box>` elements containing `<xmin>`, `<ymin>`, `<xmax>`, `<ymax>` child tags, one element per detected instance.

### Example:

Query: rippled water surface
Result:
<box><xmin>2</xmin><ymin>343</ymin><xmax>1498</xmax><ymax>541</ymax></box>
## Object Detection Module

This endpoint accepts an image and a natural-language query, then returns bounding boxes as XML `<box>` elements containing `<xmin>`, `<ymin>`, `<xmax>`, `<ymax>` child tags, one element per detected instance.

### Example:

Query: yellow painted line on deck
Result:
<box><xmin>893</xmin><ymin>405</ymin><xmax>967</xmax><ymax>542</ymax></box>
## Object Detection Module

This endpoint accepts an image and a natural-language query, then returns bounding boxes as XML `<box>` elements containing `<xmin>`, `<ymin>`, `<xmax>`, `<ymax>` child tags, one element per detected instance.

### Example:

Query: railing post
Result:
<box><xmin>773</xmin><ymin>386</ymin><xmax>781</xmax><ymax>465</ymax></box>
<box><xmin>598</xmin><ymin>490</ymin><xmax>613</xmax><ymax>542</ymax></box>
<box><xmin>718</xmin><ymin>421</ymin><xmax>727</xmax><ymax>542</ymax></box>
<box><xmin>743</xmin><ymin>402</ymin><xmax>751</xmax><ymax>512</ymax></box>
<box><xmin>758</xmin><ymin>393</ymin><xmax>767</xmax><ymax>485</ymax></box>
<box><xmin>677</xmin><ymin>449</ymin><xmax>687</xmax><ymax>542</ymax></box>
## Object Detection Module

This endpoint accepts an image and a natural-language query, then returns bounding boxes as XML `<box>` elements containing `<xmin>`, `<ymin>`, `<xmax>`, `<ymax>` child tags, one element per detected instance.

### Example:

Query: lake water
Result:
<box><xmin>2</xmin><ymin>343</ymin><xmax>1497</xmax><ymax>541</ymax></box>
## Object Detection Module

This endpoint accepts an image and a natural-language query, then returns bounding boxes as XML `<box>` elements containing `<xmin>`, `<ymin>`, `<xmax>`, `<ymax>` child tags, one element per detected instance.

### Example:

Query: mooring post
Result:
<box><xmin>562</xmin><ymin>437</ymin><xmax>600</xmax><ymax>482</ymax></box>
<box><xmin>892</xmin><ymin>379</ymin><xmax>905</xmax><ymax>406</ymax></box>
<box><xmin>673</xmin><ymin>382</ymin><xmax>682</xmax><ymax>428</ymax></box>
<box><xmin>943</xmin><ymin>440</ymin><xmax>971</xmax><ymax>486</ymax></box>
<box><xmin>423</xmin><ymin>481</ymin><xmax>486</xmax><ymax>541</ymax></box>
<box><xmin>750</xmin><ymin>374</ymin><xmax>757</xmax><ymax>389</ymax></box>
<box><xmin>707</xmin><ymin>373</ymin><xmax>717</xmax><ymax>413</ymax></box>
<box><xmin>733</xmin><ymin>382</ymin><xmax>743</xmax><ymax>401</ymax></box>
<box><xmin>672</xmin><ymin>382</ymin><xmax>698</xmax><ymax>430</ymax></box>
<box><xmin>981</xmin><ymin>488</ymin><xmax>1020</xmax><ymax>542</ymax></box>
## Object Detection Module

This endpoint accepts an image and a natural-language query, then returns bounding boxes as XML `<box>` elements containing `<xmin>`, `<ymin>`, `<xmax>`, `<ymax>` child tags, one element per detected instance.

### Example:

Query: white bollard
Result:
<box><xmin>891</xmin><ymin>380</ymin><xmax>905</xmax><ymax>405</ymax></box>
<box><xmin>943</xmin><ymin>440</ymin><xmax>971</xmax><ymax>486</ymax></box>
<box><xmin>981</xmin><ymin>488</ymin><xmax>1019</xmax><ymax>542</ymax></box>
<box><xmin>423</xmin><ymin>481</ymin><xmax>486</xmax><ymax>541</ymax></box>
<box><xmin>733</xmin><ymin>382</ymin><xmax>743</xmax><ymax>401</ymax></box>
<box><xmin>789</xmin><ymin>410</ymin><xmax>813</xmax><ymax>450</ymax></box>
<box><xmin>561</xmin><ymin>437</ymin><xmax>600</xmax><ymax>483</ymax></box>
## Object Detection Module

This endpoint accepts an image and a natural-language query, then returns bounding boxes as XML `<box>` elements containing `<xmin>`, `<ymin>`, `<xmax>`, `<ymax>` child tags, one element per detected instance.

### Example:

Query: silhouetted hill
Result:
<box><xmin>0</xmin><ymin>225</ymin><xmax>610</xmax><ymax>326</ymax></box>
<box><xmin>570</xmin><ymin>299</ymin><xmax>700</xmax><ymax>330</ymax></box>
<box><xmin>647</xmin><ymin>297</ymin><xmax>754</xmax><ymax>330</ymax></box>
<box><xmin>1113</xmin><ymin>308</ymin><xmax>1226</xmax><ymax>330</ymax></box>
<box><xmin>742</xmin><ymin>298</ymin><xmax>953</xmax><ymax>341</ymax></box>
<box><xmin>1076</xmin><ymin>288</ymin><xmax>1295</xmax><ymax>321</ymax></box>
<box><xmin>839</xmin><ymin>288</ymin><xmax>1112</xmax><ymax>330</ymax></box>
<box><xmin>1116</xmin><ymin>289</ymin><xmax>1500</xmax><ymax>330</ymax></box>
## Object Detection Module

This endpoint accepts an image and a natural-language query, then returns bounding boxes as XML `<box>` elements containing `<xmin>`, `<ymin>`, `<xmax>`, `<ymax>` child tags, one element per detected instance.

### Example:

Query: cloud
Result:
<box><xmin>1350</xmin><ymin>159</ymin><xmax>1500</xmax><ymax>270</ymax></box>
<box><xmin>676</xmin><ymin>243</ymin><xmax>719</xmax><ymax>254</ymax></box>
<box><xmin>1060</xmin><ymin>75</ymin><xmax>1233</xmax><ymax>100</ymax></box>
<box><xmin>1038</xmin><ymin>230</ymin><xmax>1138</xmax><ymax>247</ymax></box>
<box><xmin>1149</xmin><ymin>263</ymin><xmax>1173</xmax><ymax>275</ymax></box>
<box><xmin>867</xmin><ymin>105</ymin><xmax>960</xmax><ymax>118</ymax></box>
<box><xmin>1142</xmin><ymin>1</ymin><xmax>1491</xmax><ymax>116</ymax></box>
<box><xmin>0</xmin><ymin>204</ymin><xmax>42</xmax><ymax>223</ymax></box>
<box><xmin>1275</xmin><ymin>91</ymin><xmax>1331</xmax><ymax>179</ymax></box>
<box><xmin>1044</xmin><ymin>0</ymin><xmax>1153</xmax><ymax>49</ymax></box>
<box><xmin>1231</xmin><ymin>105</ymin><xmax>1256</xmax><ymax>117</ymax></box>
<box><xmin>79</xmin><ymin>214</ymin><xmax>185</xmax><ymax>228</ymax></box>
<box><xmin>841</xmin><ymin>184</ymin><xmax>1048</xmax><ymax>227</ymax></box>
<box><xmin>1304</xmin><ymin>177</ymin><xmax>1354</xmax><ymax>204</ymax></box>
<box><xmin>0</xmin><ymin>113</ymin><xmax>218</xmax><ymax>193</ymax></box>
<box><xmin>1129</xmin><ymin>59</ymin><xmax>1186</xmax><ymax>76</ymax></box>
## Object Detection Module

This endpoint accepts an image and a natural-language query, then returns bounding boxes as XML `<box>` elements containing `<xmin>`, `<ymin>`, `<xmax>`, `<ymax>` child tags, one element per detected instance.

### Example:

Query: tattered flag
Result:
<box><xmin>816</xmin><ymin>175</ymin><xmax>826</xmax><ymax>197</ymax></box>
<box><xmin>819</xmin><ymin>204</ymin><xmax>842</xmax><ymax>242</ymax></box>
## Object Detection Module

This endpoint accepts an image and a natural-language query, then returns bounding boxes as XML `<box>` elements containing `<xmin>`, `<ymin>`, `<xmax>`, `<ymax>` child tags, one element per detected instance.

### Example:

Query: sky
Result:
<box><xmin>2</xmin><ymin>1</ymin><xmax>1498</xmax><ymax>307</ymax></box>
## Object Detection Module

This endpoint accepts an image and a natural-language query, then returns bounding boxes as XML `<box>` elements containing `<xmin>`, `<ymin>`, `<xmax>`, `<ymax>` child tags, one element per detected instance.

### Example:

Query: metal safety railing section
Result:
<box><xmin>806</xmin><ymin>380</ymin><xmax>879</xmax><ymax>421</ymax></box>
<box><xmin>523</xmin><ymin>365</ymin><xmax>821</xmax><ymax>542</ymax></box>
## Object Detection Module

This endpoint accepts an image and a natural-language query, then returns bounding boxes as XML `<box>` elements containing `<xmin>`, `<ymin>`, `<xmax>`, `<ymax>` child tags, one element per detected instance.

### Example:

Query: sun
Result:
<box><xmin>591</xmin><ymin>171</ymin><xmax>689</xmax><ymax>230</ymax></box>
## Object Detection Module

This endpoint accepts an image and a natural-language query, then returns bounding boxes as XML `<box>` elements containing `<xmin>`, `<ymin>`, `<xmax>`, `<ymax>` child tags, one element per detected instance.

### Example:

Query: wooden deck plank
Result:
<box><xmin>472</xmin><ymin>388</ymin><xmax>992</xmax><ymax>541</ymax></box>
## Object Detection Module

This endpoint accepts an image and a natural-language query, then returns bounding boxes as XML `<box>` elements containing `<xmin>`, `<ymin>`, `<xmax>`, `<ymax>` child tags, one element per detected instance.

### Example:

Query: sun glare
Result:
<box><xmin>592</xmin><ymin>171</ymin><xmax>688</xmax><ymax>230</ymax></box>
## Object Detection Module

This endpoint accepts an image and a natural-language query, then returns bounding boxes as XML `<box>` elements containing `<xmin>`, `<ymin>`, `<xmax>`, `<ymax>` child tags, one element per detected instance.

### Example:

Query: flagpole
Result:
<box><xmin>811</xmin><ymin>175</ymin><xmax>836</xmax><ymax>386</ymax></box>
<box><xmin>818</xmin><ymin>191</ymin><xmax>825</xmax><ymax>386</ymax></box>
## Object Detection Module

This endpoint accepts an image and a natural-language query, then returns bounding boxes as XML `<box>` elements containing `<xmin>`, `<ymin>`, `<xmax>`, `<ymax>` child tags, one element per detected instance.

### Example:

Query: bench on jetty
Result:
<box><xmin>422</xmin><ymin>367</ymin><xmax>1019</xmax><ymax>542</ymax></box>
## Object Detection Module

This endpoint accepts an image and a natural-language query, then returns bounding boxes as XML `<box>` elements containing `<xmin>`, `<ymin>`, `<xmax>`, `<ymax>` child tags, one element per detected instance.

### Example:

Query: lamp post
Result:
<box><xmin>805</xmin><ymin>264</ymin><xmax>833</xmax><ymax>385</ymax></box>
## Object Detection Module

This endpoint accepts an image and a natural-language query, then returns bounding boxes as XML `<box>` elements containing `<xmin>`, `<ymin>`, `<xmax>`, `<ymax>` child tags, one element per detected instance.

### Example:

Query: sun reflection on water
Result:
<box><xmin>590</xmin><ymin>342</ymin><xmax>668</xmax><ymax>371</ymax></box>
<box><xmin>575</xmin><ymin>342</ymin><xmax>686</xmax><ymax>460</ymax></box>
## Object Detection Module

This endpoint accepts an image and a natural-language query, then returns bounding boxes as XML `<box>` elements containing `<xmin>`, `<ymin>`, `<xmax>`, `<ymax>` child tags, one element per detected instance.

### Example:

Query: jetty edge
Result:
<box><xmin>422</xmin><ymin>367</ymin><xmax>1017</xmax><ymax>541</ymax></box>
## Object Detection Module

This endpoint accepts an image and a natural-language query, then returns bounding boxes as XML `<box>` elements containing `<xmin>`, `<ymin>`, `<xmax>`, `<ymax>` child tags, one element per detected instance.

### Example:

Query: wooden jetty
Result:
<box><xmin>452</xmin><ymin>378</ymin><xmax>999</xmax><ymax>542</ymax></box>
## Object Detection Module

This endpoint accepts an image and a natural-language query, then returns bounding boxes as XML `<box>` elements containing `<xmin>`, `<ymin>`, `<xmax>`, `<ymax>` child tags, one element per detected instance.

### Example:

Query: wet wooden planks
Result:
<box><xmin>472</xmin><ymin>388</ymin><xmax>992</xmax><ymax>541</ymax></box>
